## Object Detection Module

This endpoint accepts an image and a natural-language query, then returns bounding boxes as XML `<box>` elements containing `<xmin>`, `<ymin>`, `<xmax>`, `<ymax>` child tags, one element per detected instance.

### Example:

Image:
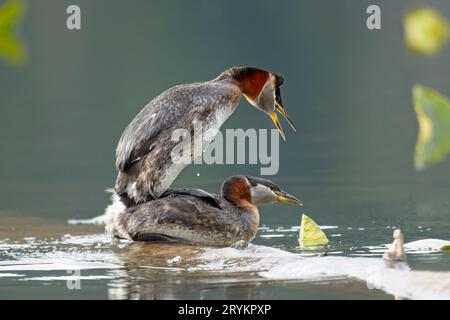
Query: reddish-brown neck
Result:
<box><xmin>221</xmin><ymin>176</ymin><xmax>258</xmax><ymax>212</ymax></box>
<box><xmin>222</xmin><ymin>67</ymin><xmax>270</xmax><ymax>101</ymax></box>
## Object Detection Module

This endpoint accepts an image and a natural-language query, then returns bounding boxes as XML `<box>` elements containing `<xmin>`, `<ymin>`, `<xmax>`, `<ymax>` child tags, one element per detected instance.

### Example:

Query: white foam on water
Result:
<box><xmin>366</xmin><ymin>239</ymin><xmax>450</xmax><ymax>255</ymax></box>
<box><xmin>22</xmin><ymin>275</ymin><xmax>119</xmax><ymax>281</ymax></box>
<box><xmin>1</xmin><ymin>232</ymin><xmax>450</xmax><ymax>299</ymax></box>
<box><xmin>260</xmin><ymin>234</ymin><xmax>285</xmax><ymax>238</ymax></box>
<box><xmin>0</xmin><ymin>273</ymin><xmax>25</xmax><ymax>278</ymax></box>
<box><xmin>404</xmin><ymin>239</ymin><xmax>450</xmax><ymax>252</ymax></box>
<box><xmin>194</xmin><ymin>244</ymin><xmax>450</xmax><ymax>300</ymax></box>
<box><xmin>59</xmin><ymin>233</ymin><xmax>113</xmax><ymax>245</ymax></box>
<box><xmin>141</xmin><ymin>266</ymin><xmax>185</xmax><ymax>271</ymax></box>
<box><xmin>0</xmin><ymin>258</ymin><xmax>120</xmax><ymax>271</ymax></box>
<box><xmin>0</xmin><ymin>234</ymin><xmax>122</xmax><ymax>272</ymax></box>
<box><xmin>267</xmin><ymin>225</ymin><xmax>338</xmax><ymax>233</ymax></box>
<box><xmin>319</xmin><ymin>225</ymin><xmax>339</xmax><ymax>230</ymax></box>
<box><xmin>0</xmin><ymin>243</ymin><xmax>32</xmax><ymax>250</ymax></box>
<box><xmin>67</xmin><ymin>214</ymin><xmax>108</xmax><ymax>225</ymax></box>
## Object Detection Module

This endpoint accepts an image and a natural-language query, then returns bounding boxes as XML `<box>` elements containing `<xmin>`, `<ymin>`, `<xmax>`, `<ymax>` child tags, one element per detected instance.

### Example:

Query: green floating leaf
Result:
<box><xmin>413</xmin><ymin>85</ymin><xmax>450</xmax><ymax>170</ymax></box>
<box><xmin>405</xmin><ymin>6</ymin><xmax>449</xmax><ymax>56</ymax></box>
<box><xmin>442</xmin><ymin>245</ymin><xmax>450</xmax><ymax>252</ymax></box>
<box><xmin>298</xmin><ymin>214</ymin><xmax>329</xmax><ymax>247</ymax></box>
<box><xmin>0</xmin><ymin>0</ymin><xmax>27</xmax><ymax>66</ymax></box>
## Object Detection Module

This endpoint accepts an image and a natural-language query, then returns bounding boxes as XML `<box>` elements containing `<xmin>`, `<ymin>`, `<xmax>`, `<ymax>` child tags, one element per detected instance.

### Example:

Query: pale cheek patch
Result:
<box><xmin>250</xmin><ymin>184</ymin><xmax>276</xmax><ymax>204</ymax></box>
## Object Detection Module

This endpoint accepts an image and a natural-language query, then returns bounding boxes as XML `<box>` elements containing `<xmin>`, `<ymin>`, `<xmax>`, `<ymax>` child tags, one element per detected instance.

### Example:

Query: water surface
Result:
<box><xmin>1</xmin><ymin>214</ymin><xmax>449</xmax><ymax>299</ymax></box>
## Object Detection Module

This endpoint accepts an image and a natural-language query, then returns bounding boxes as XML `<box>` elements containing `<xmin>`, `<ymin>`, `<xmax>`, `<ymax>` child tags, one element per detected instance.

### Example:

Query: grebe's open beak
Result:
<box><xmin>271</xmin><ymin>88</ymin><xmax>296</xmax><ymax>140</ymax></box>
<box><xmin>271</xmin><ymin>112</ymin><xmax>286</xmax><ymax>141</ymax></box>
<box><xmin>275</xmin><ymin>101</ymin><xmax>297</xmax><ymax>133</ymax></box>
<box><xmin>274</xmin><ymin>190</ymin><xmax>303</xmax><ymax>206</ymax></box>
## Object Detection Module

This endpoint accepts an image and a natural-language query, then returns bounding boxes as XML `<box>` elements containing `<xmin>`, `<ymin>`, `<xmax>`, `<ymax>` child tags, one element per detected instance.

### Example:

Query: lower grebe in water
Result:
<box><xmin>105</xmin><ymin>175</ymin><xmax>302</xmax><ymax>246</ymax></box>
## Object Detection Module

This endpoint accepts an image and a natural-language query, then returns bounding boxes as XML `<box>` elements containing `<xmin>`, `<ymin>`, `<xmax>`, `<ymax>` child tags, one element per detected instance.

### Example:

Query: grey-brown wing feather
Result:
<box><xmin>116</xmin><ymin>85</ymin><xmax>192</xmax><ymax>171</ymax></box>
<box><xmin>115</xmin><ymin>81</ymin><xmax>238</xmax><ymax>172</ymax></box>
<box><xmin>161</xmin><ymin>188</ymin><xmax>222</xmax><ymax>209</ymax></box>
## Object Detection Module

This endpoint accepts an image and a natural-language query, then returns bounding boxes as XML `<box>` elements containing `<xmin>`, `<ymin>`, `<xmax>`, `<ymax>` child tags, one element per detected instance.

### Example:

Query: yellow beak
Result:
<box><xmin>275</xmin><ymin>191</ymin><xmax>303</xmax><ymax>206</ymax></box>
<box><xmin>275</xmin><ymin>102</ymin><xmax>297</xmax><ymax>133</ymax></box>
<box><xmin>271</xmin><ymin>112</ymin><xmax>286</xmax><ymax>141</ymax></box>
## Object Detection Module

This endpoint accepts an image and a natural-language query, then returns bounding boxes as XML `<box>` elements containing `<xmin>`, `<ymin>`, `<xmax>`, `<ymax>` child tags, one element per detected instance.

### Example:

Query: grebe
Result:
<box><xmin>106</xmin><ymin>175</ymin><xmax>302</xmax><ymax>246</ymax></box>
<box><xmin>114</xmin><ymin>67</ymin><xmax>296</xmax><ymax>203</ymax></box>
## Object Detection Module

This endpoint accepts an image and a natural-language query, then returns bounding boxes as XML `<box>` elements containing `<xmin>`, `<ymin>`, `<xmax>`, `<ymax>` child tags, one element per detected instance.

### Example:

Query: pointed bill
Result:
<box><xmin>276</xmin><ymin>102</ymin><xmax>297</xmax><ymax>132</ymax></box>
<box><xmin>271</xmin><ymin>112</ymin><xmax>286</xmax><ymax>141</ymax></box>
<box><xmin>275</xmin><ymin>191</ymin><xmax>303</xmax><ymax>206</ymax></box>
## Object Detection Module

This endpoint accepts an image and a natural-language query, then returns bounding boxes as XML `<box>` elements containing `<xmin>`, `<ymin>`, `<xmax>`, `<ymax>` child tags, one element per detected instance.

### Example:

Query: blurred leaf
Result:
<box><xmin>0</xmin><ymin>0</ymin><xmax>27</xmax><ymax>66</ymax></box>
<box><xmin>413</xmin><ymin>85</ymin><xmax>450</xmax><ymax>170</ymax></box>
<box><xmin>298</xmin><ymin>214</ymin><xmax>329</xmax><ymax>247</ymax></box>
<box><xmin>442</xmin><ymin>245</ymin><xmax>450</xmax><ymax>252</ymax></box>
<box><xmin>405</xmin><ymin>6</ymin><xmax>449</xmax><ymax>56</ymax></box>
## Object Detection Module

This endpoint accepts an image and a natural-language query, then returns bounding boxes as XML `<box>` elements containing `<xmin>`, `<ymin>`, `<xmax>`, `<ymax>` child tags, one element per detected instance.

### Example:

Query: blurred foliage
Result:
<box><xmin>0</xmin><ymin>0</ymin><xmax>27</xmax><ymax>66</ymax></box>
<box><xmin>413</xmin><ymin>85</ymin><xmax>450</xmax><ymax>171</ymax></box>
<box><xmin>443</xmin><ymin>245</ymin><xmax>450</xmax><ymax>252</ymax></box>
<box><xmin>298</xmin><ymin>214</ymin><xmax>329</xmax><ymax>248</ymax></box>
<box><xmin>404</xmin><ymin>6</ymin><xmax>449</xmax><ymax>56</ymax></box>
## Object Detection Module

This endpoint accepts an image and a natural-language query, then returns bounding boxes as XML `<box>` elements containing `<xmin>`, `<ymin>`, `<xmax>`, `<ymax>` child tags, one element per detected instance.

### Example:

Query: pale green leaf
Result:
<box><xmin>413</xmin><ymin>85</ymin><xmax>450</xmax><ymax>170</ymax></box>
<box><xmin>298</xmin><ymin>214</ymin><xmax>329</xmax><ymax>247</ymax></box>
<box><xmin>405</xmin><ymin>6</ymin><xmax>449</xmax><ymax>56</ymax></box>
<box><xmin>0</xmin><ymin>0</ymin><xmax>27</xmax><ymax>66</ymax></box>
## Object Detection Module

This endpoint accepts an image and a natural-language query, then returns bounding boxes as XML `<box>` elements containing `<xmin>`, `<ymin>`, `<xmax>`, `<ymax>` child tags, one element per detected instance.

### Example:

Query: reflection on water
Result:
<box><xmin>1</xmin><ymin>217</ymin><xmax>449</xmax><ymax>300</ymax></box>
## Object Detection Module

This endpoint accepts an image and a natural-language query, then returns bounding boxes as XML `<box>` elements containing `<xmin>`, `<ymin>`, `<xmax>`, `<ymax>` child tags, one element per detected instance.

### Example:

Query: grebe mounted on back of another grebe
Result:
<box><xmin>106</xmin><ymin>175</ymin><xmax>302</xmax><ymax>246</ymax></box>
<box><xmin>114</xmin><ymin>67</ymin><xmax>296</xmax><ymax>205</ymax></box>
